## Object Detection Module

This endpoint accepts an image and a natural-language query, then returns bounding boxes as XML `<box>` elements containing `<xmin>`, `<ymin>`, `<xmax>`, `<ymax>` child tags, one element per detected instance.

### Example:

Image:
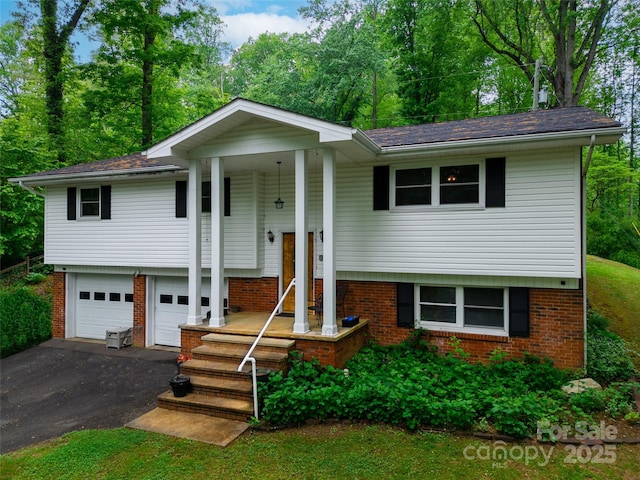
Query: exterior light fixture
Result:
<box><xmin>320</xmin><ymin>230</ymin><xmax>323</xmax><ymax>242</ymax></box>
<box><xmin>274</xmin><ymin>161</ymin><xmax>284</xmax><ymax>209</ymax></box>
<box><xmin>268</xmin><ymin>230</ymin><xmax>275</xmax><ymax>243</ymax></box>
<box><xmin>538</xmin><ymin>87</ymin><xmax>548</xmax><ymax>108</ymax></box>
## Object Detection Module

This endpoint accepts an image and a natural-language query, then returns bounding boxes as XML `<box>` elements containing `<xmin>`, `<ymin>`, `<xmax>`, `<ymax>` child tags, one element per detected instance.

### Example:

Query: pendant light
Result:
<box><xmin>274</xmin><ymin>161</ymin><xmax>284</xmax><ymax>209</ymax></box>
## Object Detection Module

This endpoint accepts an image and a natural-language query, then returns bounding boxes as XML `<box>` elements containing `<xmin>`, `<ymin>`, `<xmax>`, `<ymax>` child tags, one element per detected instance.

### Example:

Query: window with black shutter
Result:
<box><xmin>397</xmin><ymin>283</ymin><xmax>415</xmax><ymax>328</ymax></box>
<box><xmin>67</xmin><ymin>186</ymin><xmax>111</xmax><ymax>220</ymax></box>
<box><xmin>509</xmin><ymin>288</ymin><xmax>530</xmax><ymax>337</ymax></box>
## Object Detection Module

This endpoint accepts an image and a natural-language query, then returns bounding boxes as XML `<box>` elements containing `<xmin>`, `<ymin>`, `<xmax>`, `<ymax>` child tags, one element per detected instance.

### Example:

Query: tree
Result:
<box><xmin>179</xmin><ymin>5</ymin><xmax>230</xmax><ymax>122</ymax></box>
<box><xmin>384</xmin><ymin>0</ymin><xmax>490</xmax><ymax>123</ymax></box>
<box><xmin>38</xmin><ymin>0</ymin><xmax>92</xmax><ymax>164</ymax></box>
<box><xmin>473</xmin><ymin>0</ymin><xmax>615</xmax><ymax>107</ymax></box>
<box><xmin>89</xmin><ymin>0</ymin><xmax>202</xmax><ymax>148</ymax></box>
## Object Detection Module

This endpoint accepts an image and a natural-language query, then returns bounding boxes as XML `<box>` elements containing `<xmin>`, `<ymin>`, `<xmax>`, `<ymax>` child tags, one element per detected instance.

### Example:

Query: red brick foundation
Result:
<box><xmin>296</xmin><ymin>324</ymin><xmax>369</xmax><ymax>369</ymax></box>
<box><xmin>52</xmin><ymin>272</ymin><xmax>66</xmax><ymax>338</ymax></box>
<box><xmin>228</xmin><ymin>277</ymin><xmax>279</xmax><ymax>312</ymax></box>
<box><xmin>372</xmin><ymin>284</ymin><xmax>584</xmax><ymax>371</ymax></box>
<box><xmin>225</xmin><ymin>278</ymin><xmax>585</xmax><ymax>371</ymax></box>
<box><xmin>133</xmin><ymin>275</ymin><xmax>146</xmax><ymax>347</ymax></box>
<box><xmin>180</xmin><ymin>328</ymin><xmax>206</xmax><ymax>355</ymax></box>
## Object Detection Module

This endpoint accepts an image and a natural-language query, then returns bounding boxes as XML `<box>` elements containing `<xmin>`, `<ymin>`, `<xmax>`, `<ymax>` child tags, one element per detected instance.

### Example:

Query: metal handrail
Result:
<box><xmin>238</xmin><ymin>277</ymin><xmax>296</xmax><ymax>419</ymax></box>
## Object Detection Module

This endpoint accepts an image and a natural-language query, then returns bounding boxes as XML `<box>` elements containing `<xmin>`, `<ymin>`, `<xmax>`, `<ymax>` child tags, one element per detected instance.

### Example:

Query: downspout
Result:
<box><xmin>581</xmin><ymin>134</ymin><xmax>596</xmax><ymax>374</ymax></box>
<box><xmin>18</xmin><ymin>180</ymin><xmax>45</xmax><ymax>198</ymax></box>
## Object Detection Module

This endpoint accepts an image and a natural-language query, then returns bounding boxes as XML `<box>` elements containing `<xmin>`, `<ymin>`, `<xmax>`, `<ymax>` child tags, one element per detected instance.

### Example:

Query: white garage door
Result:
<box><xmin>154</xmin><ymin>277</ymin><xmax>212</xmax><ymax>347</ymax></box>
<box><xmin>75</xmin><ymin>274</ymin><xmax>133</xmax><ymax>339</ymax></box>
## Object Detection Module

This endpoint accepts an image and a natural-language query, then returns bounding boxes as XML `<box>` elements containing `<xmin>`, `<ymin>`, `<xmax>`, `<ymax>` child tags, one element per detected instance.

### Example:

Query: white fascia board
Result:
<box><xmin>146</xmin><ymin>99</ymin><xmax>358</xmax><ymax>160</ymax></box>
<box><xmin>378</xmin><ymin>127</ymin><xmax>627</xmax><ymax>159</ymax></box>
<box><xmin>9</xmin><ymin>165</ymin><xmax>183</xmax><ymax>186</ymax></box>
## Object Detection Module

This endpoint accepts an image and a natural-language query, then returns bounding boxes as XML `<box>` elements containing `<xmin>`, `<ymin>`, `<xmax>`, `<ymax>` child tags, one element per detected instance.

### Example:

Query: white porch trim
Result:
<box><xmin>322</xmin><ymin>148</ymin><xmax>338</xmax><ymax>336</ymax></box>
<box><xmin>187</xmin><ymin>158</ymin><xmax>202</xmax><ymax>325</ymax></box>
<box><xmin>293</xmin><ymin>149</ymin><xmax>310</xmax><ymax>333</ymax></box>
<box><xmin>210</xmin><ymin>157</ymin><xmax>226</xmax><ymax>327</ymax></box>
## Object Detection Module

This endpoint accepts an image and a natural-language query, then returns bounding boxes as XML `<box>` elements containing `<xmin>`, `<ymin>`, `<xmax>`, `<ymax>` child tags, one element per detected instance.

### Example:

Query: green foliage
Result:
<box><xmin>568</xmin><ymin>388</ymin><xmax>607</xmax><ymax>414</ymax></box>
<box><xmin>0</xmin><ymin>286</ymin><xmax>52</xmax><ymax>357</ymax></box>
<box><xmin>259</xmin><ymin>339</ymin><xmax>578</xmax><ymax>438</ymax></box>
<box><xmin>603</xmin><ymin>382</ymin><xmax>639</xmax><ymax>419</ymax></box>
<box><xmin>587</xmin><ymin>214</ymin><xmax>640</xmax><ymax>269</ymax></box>
<box><xmin>586</xmin><ymin>311</ymin><xmax>638</xmax><ymax>384</ymax></box>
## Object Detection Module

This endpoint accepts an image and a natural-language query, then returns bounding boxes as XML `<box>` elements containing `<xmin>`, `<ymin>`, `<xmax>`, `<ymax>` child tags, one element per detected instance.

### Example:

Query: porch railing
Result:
<box><xmin>238</xmin><ymin>277</ymin><xmax>296</xmax><ymax>420</ymax></box>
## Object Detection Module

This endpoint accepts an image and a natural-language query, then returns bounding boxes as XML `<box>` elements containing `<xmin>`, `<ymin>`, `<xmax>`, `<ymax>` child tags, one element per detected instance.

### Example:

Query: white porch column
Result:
<box><xmin>209</xmin><ymin>157</ymin><xmax>226</xmax><ymax>327</ymax></box>
<box><xmin>322</xmin><ymin>148</ymin><xmax>338</xmax><ymax>336</ymax></box>
<box><xmin>293</xmin><ymin>149</ymin><xmax>310</xmax><ymax>333</ymax></box>
<box><xmin>187</xmin><ymin>158</ymin><xmax>202</xmax><ymax>325</ymax></box>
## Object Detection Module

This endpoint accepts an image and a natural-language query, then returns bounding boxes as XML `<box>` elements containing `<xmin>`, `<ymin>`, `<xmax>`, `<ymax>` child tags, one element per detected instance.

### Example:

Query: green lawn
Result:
<box><xmin>2</xmin><ymin>425</ymin><xmax>639</xmax><ymax>480</ymax></box>
<box><xmin>587</xmin><ymin>255</ymin><xmax>640</xmax><ymax>364</ymax></box>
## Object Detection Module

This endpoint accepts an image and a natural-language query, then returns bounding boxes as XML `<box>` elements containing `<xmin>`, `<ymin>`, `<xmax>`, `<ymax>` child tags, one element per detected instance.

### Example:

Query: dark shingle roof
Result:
<box><xmin>24</xmin><ymin>153</ymin><xmax>178</xmax><ymax>178</ymax></box>
<box><xmin>18</xmin><ymin>107</ymin><xmax>623</xmax><ymax>181</ymax></box>
<box><xmin>364</xmin><ymin>106</ymin><xmax>623</xmax><ymax>147</ymax></box>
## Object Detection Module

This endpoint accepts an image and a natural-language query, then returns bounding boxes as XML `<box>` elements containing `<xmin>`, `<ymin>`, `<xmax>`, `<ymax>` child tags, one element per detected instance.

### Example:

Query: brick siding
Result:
<box><xmin>133</xmin><ymin>275</ymin><xmax>146</xmax><ymax>347</ymax></box>
<box><xmin>224</xmin><ymin>277</ymin><xmax>585</xmax><ymax>370</ymax></box>
<box><xmin>228</xmin><ymin>277</ymin><xmax>279</xmax><ymax>312</ymax></box>
<box><xmin>52</xmin><ymin>272</ymin><xmax>66</xmax><ymax>338</ymax></box>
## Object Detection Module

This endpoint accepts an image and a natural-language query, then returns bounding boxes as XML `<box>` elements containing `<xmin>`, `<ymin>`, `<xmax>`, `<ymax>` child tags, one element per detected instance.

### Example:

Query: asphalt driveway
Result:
<box><xmin>0</xmin><ymin>338</ymin><xmax>178</xmax><ymax>453</ymax></box>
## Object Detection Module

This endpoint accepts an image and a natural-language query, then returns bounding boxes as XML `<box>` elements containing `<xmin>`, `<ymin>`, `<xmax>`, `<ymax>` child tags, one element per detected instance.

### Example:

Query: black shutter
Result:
<box><xmin>67</xmin><ymin>187</ymin><xmax>77</xmax><ymax>220</ymax></box>
<box><xmin>100</xmin><ymin>185</ymin><xmax>111</xmax><ymax>219</ymax></box>
<box><xmin>176</xmin><ymin>180</ymin><xmax>187</xmax><ymax>218</ymax></box>
<box><xmin>202</xmin><ymin>181</ymin><xmax>211</xmax><ymax>213</ymax></box>
<box><xmin>397</xmin><ymin>283</ymin><xmax>415</xmax><ymax>328</ymax></box>
<box><xmin>373</xmin><ymin>165</ymin><xmax>390</xmax><ymax>211</ymax></box>
<box><xmin>509</xmin><ymin>288</ymin><xmax>530</xmax><ymax>337</ymax></box>
<box><xmin>224</xmin><ymin>177</ymin><xmax>231</xmax><ymax>217</ymax></box>
<box><xmin>486</xmin><ymin>157</ymin><xmax>506</xmax><ymax>208</ymax></box>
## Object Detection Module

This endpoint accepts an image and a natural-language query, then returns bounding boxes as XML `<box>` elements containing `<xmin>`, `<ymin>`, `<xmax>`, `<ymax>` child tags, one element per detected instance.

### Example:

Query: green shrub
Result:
<box><xmin>24</xmin><ymin>272</ymin><xmax>47</xmax><ymax>285</ymax></box>
<box><xmin>259</xmin><ymin>339</ymin><xmax>578</xmax><ymax>438</ymax></box>
<box><xmin>568</xmin><ymin>388</ymin><xmax>607</xmax><ymax>414</ymax></box>
<box><xmin>586</xmin><ymin>310</ymin><xmax>609</xmax><ymax>331</ymax></box>
<box><xmin>0</xmin><ymin>286</ymin><xmax>52</xmax><ymax>357</ymax></box>
<box><xmin>586</xmin><ymin>328</ymin><xmax>637</xmax><ymax>384</ymax></box>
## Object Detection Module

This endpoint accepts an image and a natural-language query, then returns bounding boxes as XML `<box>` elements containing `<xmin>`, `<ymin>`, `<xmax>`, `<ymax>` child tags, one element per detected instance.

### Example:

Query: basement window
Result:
<box><xmin>417</xmin><ymin>285</ymin><xmax>507</xmax><ymax>335</ymax></box>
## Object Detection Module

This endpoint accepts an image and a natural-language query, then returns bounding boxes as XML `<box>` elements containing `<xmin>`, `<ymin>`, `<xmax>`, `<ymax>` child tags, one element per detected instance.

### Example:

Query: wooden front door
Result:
<box><xmin>282</xmin><ymin>232</ymin><xmax>314</xmax><ymax>313</ymax></box>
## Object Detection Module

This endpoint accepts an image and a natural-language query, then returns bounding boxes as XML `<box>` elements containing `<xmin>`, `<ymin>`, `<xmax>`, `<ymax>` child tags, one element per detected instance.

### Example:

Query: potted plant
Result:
<box><xmin>169</xmin><ymin>353</ymin><xmax>191</xmax><ymax>397</ymax></box>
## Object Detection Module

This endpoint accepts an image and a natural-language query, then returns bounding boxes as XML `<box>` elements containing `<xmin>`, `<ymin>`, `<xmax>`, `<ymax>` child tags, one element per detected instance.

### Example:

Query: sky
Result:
<box><xmin>0</xmin><ymin>0</ymin><xmax>312</xmax><ymax>60</ymax></box>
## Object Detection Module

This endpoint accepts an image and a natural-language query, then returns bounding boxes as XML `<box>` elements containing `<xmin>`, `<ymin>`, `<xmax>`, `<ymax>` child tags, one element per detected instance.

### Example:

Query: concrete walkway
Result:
<box><xmin>0</xmin><ymin>338</ymin><xmax>247</xmax><ymax>452</ymax></box>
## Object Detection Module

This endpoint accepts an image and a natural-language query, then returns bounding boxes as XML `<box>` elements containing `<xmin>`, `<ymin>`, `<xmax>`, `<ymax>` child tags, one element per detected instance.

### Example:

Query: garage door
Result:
<box><xmin>75</xmin><ymin>274</ymin><xmax>133</xmax><ymax>339</ymax></box>
<box><xmin>154</xmin><ymin>277</ymin><xmax>212</xmax><ymax>347</ymax></box>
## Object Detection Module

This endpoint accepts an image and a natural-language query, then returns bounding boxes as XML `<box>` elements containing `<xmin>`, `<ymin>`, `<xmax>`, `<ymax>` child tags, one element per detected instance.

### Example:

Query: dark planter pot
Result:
<box><xmin>169</xmin><ymin>374</ymin><xmax>191</xmax><ymax>397</ymax></box>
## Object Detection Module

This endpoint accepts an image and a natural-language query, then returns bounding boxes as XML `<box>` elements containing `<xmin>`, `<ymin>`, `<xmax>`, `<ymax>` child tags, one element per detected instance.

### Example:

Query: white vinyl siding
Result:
<box><xmin>202</xmin><ymin>172</ymin><xmax>259</xmax><ymax>269</ymax></box>
<box><xmin>44</xmin><ymin>147</ymin><xmax>581</xmax><ymax>281</ymax></box>
<box><xmin>46</xmin><ymin>174</ymin><xmax>260</xmax><ymax>270</ymax></box>
<box><xmin>334</xmin><ymin>149</ymin><xmax>581</xmax><ymax>279</ymax></box>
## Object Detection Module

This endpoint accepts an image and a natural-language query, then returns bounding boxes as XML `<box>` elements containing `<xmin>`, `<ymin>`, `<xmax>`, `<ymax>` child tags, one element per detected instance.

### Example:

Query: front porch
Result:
<box><xmin>180</xmin><ymin>311</ymin><xmax>370</xmax><ymax>369</ymax></box>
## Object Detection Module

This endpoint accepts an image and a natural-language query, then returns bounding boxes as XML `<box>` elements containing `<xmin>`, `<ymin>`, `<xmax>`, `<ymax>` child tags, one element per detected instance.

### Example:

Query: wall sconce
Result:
<box><xmin>267</xmin><ymin>230</ymin><xmax>275</xmax><ymax>244</ymax></box>
<box><xmin>274</xmin><ymin>161</ymin><xmax>284</xmax><ymax>209</ymax></box>
<box><xmin>320</xmin><ymin>230</ymin><xmax>323</xmax><ymax>242</ymax></box>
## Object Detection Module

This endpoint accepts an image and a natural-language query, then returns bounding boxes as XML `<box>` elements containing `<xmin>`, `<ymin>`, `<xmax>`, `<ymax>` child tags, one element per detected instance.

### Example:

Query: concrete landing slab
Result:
<box><xmin>126</xmin><ymin>408</ymin><xmax>249</xmax><ymax>447</ymax></box>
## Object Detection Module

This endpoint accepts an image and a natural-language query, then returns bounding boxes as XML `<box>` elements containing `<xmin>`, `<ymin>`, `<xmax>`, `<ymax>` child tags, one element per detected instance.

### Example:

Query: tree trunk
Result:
<box><xmin>40</xmin><ymin>0</ymin><xmax>91</xmax><ymax>165</ymax></box>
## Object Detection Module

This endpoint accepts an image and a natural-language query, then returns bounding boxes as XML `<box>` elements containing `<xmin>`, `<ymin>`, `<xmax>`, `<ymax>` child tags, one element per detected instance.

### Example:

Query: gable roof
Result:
<box><xmin>365</xmin><ymin>106</ymin><xmax>623</xmax><ymax>148</ymax></box>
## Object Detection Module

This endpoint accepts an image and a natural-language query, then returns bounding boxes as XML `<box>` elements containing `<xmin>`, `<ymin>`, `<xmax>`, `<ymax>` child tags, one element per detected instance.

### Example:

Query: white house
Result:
<box><xmin>12</xmin><ymin>99</ymin><xmax>624</xmax><ymax>370</ymax></box>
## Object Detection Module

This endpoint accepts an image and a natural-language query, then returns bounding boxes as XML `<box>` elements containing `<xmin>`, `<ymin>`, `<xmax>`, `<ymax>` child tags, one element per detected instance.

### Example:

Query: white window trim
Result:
<box><xmin>416</xmin><ymin>284</ymin><xmax>509</xmax><ymax>336</ymax></box>
<box><xmin>391</xmin><ymin>160</ymin><xmax>486</xmax><ymax>211</ymax></box>
<box><xmin>78</xmin><ymin>186</ymin><xmax>101</xmax><ymax>220</ymax></box>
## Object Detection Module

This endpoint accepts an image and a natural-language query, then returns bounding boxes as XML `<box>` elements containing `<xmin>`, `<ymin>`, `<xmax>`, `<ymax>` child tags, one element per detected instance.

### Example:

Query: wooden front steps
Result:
<box><xmin>157</xmin><ymin>333</ymin><xmax>295</xmax><ymax>422</ymax></box>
